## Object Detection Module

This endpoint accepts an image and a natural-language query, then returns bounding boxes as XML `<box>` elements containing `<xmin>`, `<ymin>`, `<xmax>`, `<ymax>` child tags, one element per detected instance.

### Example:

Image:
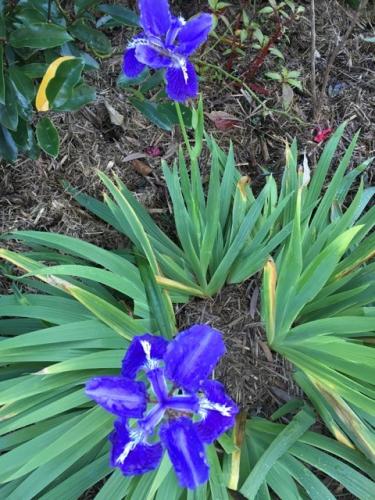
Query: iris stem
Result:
<box><xmin>175</xmin><ymin>101</ymin><xmax>192</xmax><ymax>156</ymax></box>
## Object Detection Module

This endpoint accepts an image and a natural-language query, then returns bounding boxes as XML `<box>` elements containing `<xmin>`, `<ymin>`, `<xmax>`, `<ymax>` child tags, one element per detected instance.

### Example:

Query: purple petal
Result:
<box><xmin>160</xmin><ymin>417</ymin><xmax>209</xmax><ymax>489</ymax></box>
<box><xmin>177</xmin><ymin>13</ymin><xmax>213</xmax><ymax>56</ymax></box>
<box><xmin>123</xmin><ymin>47</ymin><xmax>146</xmax><ymax>78</ymax></box>
<box><xmin>110</xmin><ymin>420</ymin><xmax>163</xmax><ymax>475</ymax></box>
<box><xmin>165</xmin><ymin>16</ymin><xmax>185</xmax><ymax>47</ymax></box>
<box><xmin>135</xmin><ymin>45</ymin><xmax>171</xmax><ymax>69</ymax></box>
<box><xmin>164</xmin><ymin>324</ymin><xmax>225</xmax><ymax>391</ymax></box>
<box><xmin>147</xmin><ymin>368</ymin><xmax>169</xmax><ymax>402</ymax></box>
<box><xmin>195</xmin><ymin>380</ymin><xmax>238</xmax><ymax>443</ymax></box>
<box><xmin>139</xmin><ymin>0</ymin><xmax>171</xmax><ymax>36</ymax></box>
<box><xmin>165</xmin><ymin>61</ymin><xmax>198</xmax><ymax>102</ymax></box>
<box><xmin>166</xmin><ymin>394</ymin><xmax>200</xmax><ymax>413</ymax></box>
<box><xmin>121</xmin><ymin>334</ymin><xmax>169</xmax><ymax>378</ymax></box>
<box><xmin>85</xmin><ymin>376</ymin><xmax>147</xmax><ymax>418</ymax></box>
<box><xmin>138</xmin><ymin>403</ymin><xmax>165</xmax><ymax>434</ymax></box>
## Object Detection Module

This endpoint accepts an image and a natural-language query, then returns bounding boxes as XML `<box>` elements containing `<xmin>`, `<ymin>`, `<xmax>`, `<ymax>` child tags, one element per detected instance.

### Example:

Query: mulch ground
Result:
<box><xmin>0</xmin><ymin>0</ymin><xmax>374</xmax><ymax>430</ymax></box>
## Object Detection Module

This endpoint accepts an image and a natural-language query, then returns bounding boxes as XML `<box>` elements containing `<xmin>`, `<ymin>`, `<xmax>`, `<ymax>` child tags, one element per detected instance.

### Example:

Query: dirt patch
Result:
<box><xmin>177</xmin><ymin>280</ymin><xmax>302</xmax><ymax>415</ymax></box>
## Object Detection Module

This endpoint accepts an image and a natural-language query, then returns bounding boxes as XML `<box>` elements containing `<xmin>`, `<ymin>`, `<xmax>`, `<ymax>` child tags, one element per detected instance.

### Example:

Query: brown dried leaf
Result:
<box><xmin>282</xmin><ymin>83</ymin><xmax>294</xmax><ymax>110</ymax></box>
<box><xmin>258</xmin><ymin>340</ymin><xmax>274</xmax><ymax>363</ymax></box>
<box><xmin>207</xmin><ymin>110</ymin><xmax>241</xmax><ymax>131</ymax></box>
<box><xmin>123</xmin><ymin>152</ymin><xmax>147</xmax><ymax>162</ymax></box>
<box><xmin>132</xmin><ymin>159</ymin><xmax>152</xmax><ymax>176</ymax></box>
<box><xmin>104</xmin><ymin>101</ymin><xmax>124</xmax><ymax>126</ymax></box>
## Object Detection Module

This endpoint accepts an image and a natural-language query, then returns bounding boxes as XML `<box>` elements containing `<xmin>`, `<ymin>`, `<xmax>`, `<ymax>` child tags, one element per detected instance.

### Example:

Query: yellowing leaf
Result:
<box><xmin>35</xmin><ymin>56</ymin><xmax>75</xmax><ymax>112</ymax></box>
<box><xmin>155</xmin><ymin>275</ymin><xmax>206</xmax><ymax>297</ymax></box>
<box><xmin>237</xmin><ymin>176</ymin><xmax>250</xmax><ymax>202</ymax></box>
<box><xmin>263</xmin><ymin>257</ymin><xmax>277</xmax><ymax>345</ymax></box>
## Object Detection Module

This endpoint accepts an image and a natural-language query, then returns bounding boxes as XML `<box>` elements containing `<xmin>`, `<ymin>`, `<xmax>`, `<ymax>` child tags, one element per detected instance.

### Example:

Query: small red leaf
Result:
<box><xmin>248</xmin><ymin>83</ymin><xmax>270</xmax><ymax>96</ymax></box>
<box><xmin>145</xmin><ymin>146</ymin><xmax>162</xmax><ymax>157</ymax></box>
<box><xmin>313</xmin><ymin>127</ymin><xmax>333</xmax><ymax>143</ymax></box>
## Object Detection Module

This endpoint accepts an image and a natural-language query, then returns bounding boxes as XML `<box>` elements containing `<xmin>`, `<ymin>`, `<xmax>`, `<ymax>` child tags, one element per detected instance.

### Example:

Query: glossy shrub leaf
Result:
<box><xmin>0</xmin><ymin>44</ymin><xmax>5</xmax><ymax>104</ymax></box>
<box><xmin>61</xmin><ymin>43</ymin><xmax>100</xmax><ymax>71</ymax></box>
<box><xmin>69</xmin><ymin>20</ymin><xmax>112</xmax><ymax>56</ymax></box>
<box><xmin>13</xmin><ymin>83</ymin><xmax>33</xmax><ymax>123</ymax></box>
<box><xmin>10</xmin><ymin>118</ymin><xmax>33</xmax><ymax>152</ymax></box>
<box><xmin>56</xmin><ymin>83</ymin><xmax>96</xmax><ymax>111</ymax></box>
<box><xmin>0</xmin><ymin>2</ymin><xmax>5</xmax><ymax>41</ymax></box>
<box><xmin>36</xmin><ymin>117</ymin><xmax>59</xmax><ymax>157</ymax></box>
<box><xmin>0</xmin><ymin>124</ymin><xmax>18</xmax><ymax>161</ymax></box>
<box><xmin>10</xmin><ymin>118</ymin><xmax>29</xmax><ymax>149</ymax></box>
<box><xmin>98</xmin><ymin>4</ymin><xmax>139</xmax><ymax>27</ymax></box>
<box><xmin>75</xmin><ymin>0</ymin><xmax>100</xmax><ymax>14</ymax></box>
<box><xmin>157</xmin><ymin>103</ymin><xmax>193</xmax><ymax>128</ymax></box>
<box><xmin>139</xmin><ymin>71</ymin><xmax>165</xmax><ymax>93</ymax></box>
<box><xmin>15</xmin><ymin>6</ymin><xmax>46</xmax><ymax>25</ymax></box>
<box><xmin>9</xmin><ymin>66</ymin><xmax>35</xmax><ymax>102</ymax></box>
<box><xmin>117</xmin><ymin>70</ymin><xmax>149</xmax><ymax>88</ymax></box>
<box><xmin>9</xmin><ymin>23</ymin><xmax>73</xmax><ymax>49</ymax></box>
<box><xmin>36</xmin><ymin>56</ymin><xmax>75</xmax><ymax>111</ymax></box>
<box><xmin>0</xmin><ymin>76</ymin><xmax>18</xmax><ymax>130</ymax></box>
<box><xmin>129</xmin><ymin>97</ymin><xmax>174</xmax><ymax>131</ymax></box>
<box><xmin>45</xmin><ymin>58</ymin><xmax>85</xmax><ymax>109</ymax></box>
<box><xmin>21</xmin><ymin>63</ymin><xmax>49</xmax><ymax>79</ymax></box>
<box><xmin>11</xmin><ymin>119</ymin><xmax>40</xmax><ymax>158</ymax></box>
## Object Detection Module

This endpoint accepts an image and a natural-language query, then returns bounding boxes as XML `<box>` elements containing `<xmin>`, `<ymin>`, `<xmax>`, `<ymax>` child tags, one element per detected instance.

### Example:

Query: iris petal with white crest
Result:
<box><xmin>110</xmin><ymin>420</ymin><xmax>163</xmax><ymax>475</ymax></box>
<box><xmin>196</xmin><ymin>380</ymin><xmax>238</xmax><ymax>443</ymax></box>
<box><xmin>121</xmin><ymin>334</ymin><xmax>169</xmax><ymax>378</ymax></box>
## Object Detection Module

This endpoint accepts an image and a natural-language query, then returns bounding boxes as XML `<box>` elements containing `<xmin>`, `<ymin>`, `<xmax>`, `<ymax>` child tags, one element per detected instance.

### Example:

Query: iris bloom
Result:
<box><xmin>85</xmin><ymin>325</ymin><xmax>238</xmax><ymax>489</ymax></box>
<box><xmin>122</xmin><ymin>0</ymin><xmax>213</xmax><ymax>102</ymax></box>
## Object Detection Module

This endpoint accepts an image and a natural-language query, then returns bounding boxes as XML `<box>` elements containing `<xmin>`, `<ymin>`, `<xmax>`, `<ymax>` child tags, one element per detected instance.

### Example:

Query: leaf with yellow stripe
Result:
<box><xmin>35</xmin><ymin>56</ymin><xmax>75</xmax><ymax>111</ymax></box>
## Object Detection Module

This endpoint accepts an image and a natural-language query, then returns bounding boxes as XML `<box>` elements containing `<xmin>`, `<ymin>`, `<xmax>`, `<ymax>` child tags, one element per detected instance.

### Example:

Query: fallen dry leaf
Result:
<box><xmin>207</xmin><ymin>111</ymin><xmax>241</xmax><ymax>131</ymax></box>
<box><xmin>258</xmin><ymin>340</ymin><xmax>274</xmax><ymax>363</ymax></box>
<box><xmin>248</xmin><ymin>82</ymin><xmax>270</xmax><ymax>96</ymax></box>
<box><xmin>282</xmin><ymin>83</ymin><xmax>294</xmax><ymax>110</ymax></box>
<box><xmin>132</xmin><ymin>159</ymin><xmax>152</xmax><ymax>176</ymax></box>
<box><xmin>123</xmin><ymin>152</ymin><xmax>147</xmax><ymax>162</ymax></box>
<box><xmin>104</xmin><ymin>101</ymin><xmax>124</xmax><ymax>126</ymax></box>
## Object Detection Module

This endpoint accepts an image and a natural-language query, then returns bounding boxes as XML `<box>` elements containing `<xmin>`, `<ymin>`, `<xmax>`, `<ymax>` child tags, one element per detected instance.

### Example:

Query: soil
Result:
<box><xmin>0</xmin><ymin>0</ymin><xmax>374</xmax><ymax>467</ymax></box>
<box><xmin>178</xmin><ymin>280</ymin><xmax>303</xmax><ymax>412</ymax></box>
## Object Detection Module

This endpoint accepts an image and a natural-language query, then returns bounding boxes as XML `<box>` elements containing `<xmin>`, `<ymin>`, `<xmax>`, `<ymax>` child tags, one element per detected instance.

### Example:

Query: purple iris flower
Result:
<box><xmin>122</xmin><ymin>0</ymin><xmax>213</xmax><ymax>102</ymax></box>
<box><xmin>85</xmin><ymin>325</ymin><xmax>238</xmax><ymax>489</ymax></box>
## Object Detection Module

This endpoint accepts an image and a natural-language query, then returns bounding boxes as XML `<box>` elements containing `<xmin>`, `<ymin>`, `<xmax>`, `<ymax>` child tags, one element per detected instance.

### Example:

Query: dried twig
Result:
<box><xmin>315</xmin><ymin>0</ymin><xmax>368</xmax><ymax>119</ymax></box>
<box><xmin>311</xmin><ymin>0</ymin><xmax>317</xmax><ymax>120</ymax></box>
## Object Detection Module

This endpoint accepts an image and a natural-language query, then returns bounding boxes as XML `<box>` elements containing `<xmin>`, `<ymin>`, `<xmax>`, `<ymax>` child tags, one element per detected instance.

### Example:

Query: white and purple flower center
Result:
<box><xmin>121</xmin><ymin>340</ymin><xmax>230</xmax><ymax>458</ymax></box>
<box><xmin>128</xmin><ymin>20</ymin><xmax>190</xmax><ymax>83</ymax></box>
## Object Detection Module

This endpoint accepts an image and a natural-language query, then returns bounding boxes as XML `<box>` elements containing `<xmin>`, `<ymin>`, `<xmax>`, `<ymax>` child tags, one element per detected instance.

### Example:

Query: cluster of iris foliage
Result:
<box><xmin>0</xmin><ymin>0</ymin><xmax>374</xmax><ymax>498</ymax></box>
